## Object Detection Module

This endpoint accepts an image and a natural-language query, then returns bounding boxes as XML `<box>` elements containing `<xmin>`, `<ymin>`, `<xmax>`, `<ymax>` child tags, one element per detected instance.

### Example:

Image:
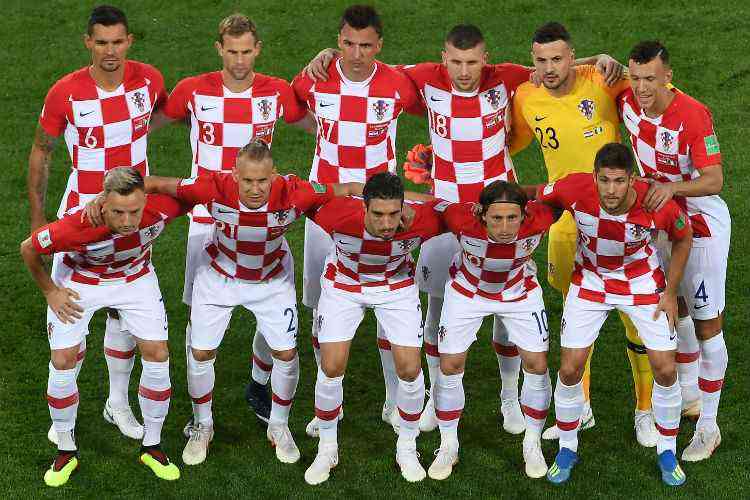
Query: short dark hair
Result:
<box><xmin>87</xmin><ymin>5</ymin><xmax>128</xmax><ymax>36</ymax></box>
<box><xmin>594</xmin><ymin>143</ymin><xmax>636</xmax><ymax>175</ymax></box>
<box><xmin>340</xmin><ymin>5</ymin><xmax>382</xmax><ymax>37</ymax></box>
<box><xmin>532</xmin><ymin>22</ymin><xmax>571</xmax><ymax>45</ymax></box>
<box><xmin>363</xmin><ymin>172</ymin><xmax>404</xmax><ymax>206</ymax></box>
<box><xmin>445</xmin><ymin>24</ymin><xmax>485</xmax><ymax>50</ymax></box>
<box><xmin>478</xmin><ymin>181</ymin><xmax>528</xmax><ymax>216</ymax></box>
<box><xmin>629</xmin><ymin>40</ymin><xmax>670</xmax><ymax>66</ymax></box>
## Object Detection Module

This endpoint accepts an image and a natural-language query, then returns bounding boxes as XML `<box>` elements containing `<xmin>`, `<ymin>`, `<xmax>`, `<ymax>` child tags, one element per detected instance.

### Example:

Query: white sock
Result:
<box><xmin>652</xmin><ymin>380</ymin><xmax>681</xmax><ymax>455</ymax></box>
<box><xmin>676</xmin><ymin>316</ymin><xmax>700</xmax><ymax>404</ymax></box>
<box><xmin>312</xmin><ymin>308</ymin><xmax>321</xmax><ymax>368</ymax></box>
<box><xmin>554</xmin><ymin>375</ymin><xmax>584</xmax><ymax>453</ymax></box>
<box><xmin>187</xmin><ymin>351</ymin><xmax>215</xmax><ymax>427</ymax></box>
<box><xmin>315</xmin><ymin>368</ymin><xmax>343</xmax><ymax>446</ymax></box>
<box><xmin>376</xmin><ymin>323</ymin><xmax>399</xmax><ymax>409</ymax></box>
<box><xmin>270</xmin><ymin>355</ymin><xmax>299</xmax><ymax>424</ymax></box>
<box><xmin>138</xmin><ymin>359</ymin><xmax>171</xmax><ymax>447</ymax></box>
<box><xmin>697</xmin><ymin>332</ymin><xmax>728</xmax><ymax>431</ymax></box>
<box><xmin>423</xmin><ymin>295</ymin><xmax>442</xmax><ymax>396</ymax></box>
<box><xmin>397</xmin><ymin>371</ymin><xmax>425</xmax><ymax>446</ymax></box>
<box><xmin>435</xmin><ymin>369</ymin><xmax>464</xmax><ymax>444</ymax></box>
<box><xmin>47</xmin><ymin>362</ymin><xmax>79</xmax><ymax>451</ymax></box>
<box><xmin>520</xmin><ymin>369</ymin><xmax>552</xmax><ymax>438</ymax></box>
<box><xmin>251</xmin><ymin>333</ymin><xmax>273</xmax><ymax>385</ymax></box>
<box><xmin>103</xmin><ymin>316</ymin><xmax>136</xmax><ymax>408</ymax></box>
<box><xmin>493</xmin><ymin>318</ymin><xmax>521</xmax><ymax>401</ymax></box>
<box><xmin>74</xmin><ymin>337</ymin><xmax>86</xmax><ymax>377</ymax></box>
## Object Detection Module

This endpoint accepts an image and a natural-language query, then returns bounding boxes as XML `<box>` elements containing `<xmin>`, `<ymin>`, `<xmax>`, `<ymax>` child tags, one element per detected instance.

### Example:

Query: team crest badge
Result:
<box><xmin>144</xmin><ymin>225</ymin><xmax>159</xmax><ymax>239</ymax></box>
<box><xmin>421</xmin><ymin>265</ymin><xmax>431</xmax><ymax>282</ymax></box>
<box><xmin>372</xmin><ymin>100</ymin><xmax>389</xmax><ymax>120</ymax></box>
<box><xmin>438</xmin><ymin>326</ymin><xmax>447</xmax><ymax>343</ymax></box>
<box><xmin>399</xmin><ymin>239</ymin><xmax>413</xmax><ymax>251</ymax></box>
<box><xmin>660</xmin><ymin>130</ymin><xmax>675</xmax><ymax>151</ymax></box>
<box><xmin>522</xmin><ymin>238</ymin><xmax>534</xmax><ymax>252</ymax></box>
<box><xmin>484</xmin><ymin>88</ymin><xmax>503</xmax><ymax>110</ymax></box>
<box><xmin>131</xmin><ymin>91</ymin><xmax>146</xmax><ymax>113</ymax></box>
<box><xmin>316</xmin><ymin>314</ymin><xmax>324</xmax><ymax>332</ymax></box>
<box><xmin>578</xmin><ymin>99</ymin><xmax>595</xmax><ymax>120</ymax></box>
<box><xmin>629</xmin><ymin>224</ymin><xmax>646</xmax><ymax>240</ymax></box>
<box><xmin>275</xmin><ymin>209</ymin><xmax>289</xmax><ymax>224</ymax></box>
<box><xmin>259</xmin><ymin>99</ymin><xmax>273</xmax><ymax>121</ymax></box>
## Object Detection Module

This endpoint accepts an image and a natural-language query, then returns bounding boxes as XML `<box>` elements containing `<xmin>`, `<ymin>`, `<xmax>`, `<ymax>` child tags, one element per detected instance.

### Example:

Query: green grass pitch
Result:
<box><xmin>2</xmin><ymin>0</ymin><xmax>749</xmax><ymax>498</ymax></box>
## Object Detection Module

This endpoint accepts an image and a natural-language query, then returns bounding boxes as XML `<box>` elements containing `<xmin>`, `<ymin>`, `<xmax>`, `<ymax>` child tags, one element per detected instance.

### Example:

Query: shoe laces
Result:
<box><xmin>110</xmin><ymin>405</ymin><xmax>139</xmax><ymax>427</ymax></box>
<box><xmin>634</xmin><ymin>411</ymin><xmax>655</xmax><ymax>429</ymax></box>
<box><xmin>432</xmin><ymin>447</ymin><xmax>454</xmax><ymax>466</ymax></box>
<box><xmin>189</xmin><ymin>424</ymin><xmax>211</xmax><ymax>443</ymax></box>
<box><xmin>271</xmin><ymin>426</ymin><xmax>293</xmax><ymax>447</ymax></box>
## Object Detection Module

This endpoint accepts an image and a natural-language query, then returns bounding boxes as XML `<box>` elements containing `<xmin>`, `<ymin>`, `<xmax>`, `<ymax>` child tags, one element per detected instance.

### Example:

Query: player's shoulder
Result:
<box><xmin>401</xmin><ymin>62</ymin><xmax>442</xmax><ymax>81</ymax></box>
<box><xmin>175</xmin><ymin>71</ymin><xmax>221</xmax><ymax>92</ymax></box>
<box><xmin>523</xmin><ymin>200</ymin><xmax>557</xmax><ymax>231</ymax></box>
<box><xmin>318</xmin><ymin>196</ymin><xmax>364</xmax><ymax>226</ymax></box>
<box><xmin>671</xmin><ymin>90</ymin><xmax>714</xmax><ymax>122</ymax></box>
<box><xmin>46</xmin><ymin>66</ymin><xmax>91</xmax><ymax>96</ymax></box>
<box><xmin>126</xmin><ymin>60</ymin><xmax>164</xmax><ymax>83</ymax></box>
<box><xmin>254</xmin><ymin>72</ymin><xmax>293</xmax><ymax>91</ymax></box>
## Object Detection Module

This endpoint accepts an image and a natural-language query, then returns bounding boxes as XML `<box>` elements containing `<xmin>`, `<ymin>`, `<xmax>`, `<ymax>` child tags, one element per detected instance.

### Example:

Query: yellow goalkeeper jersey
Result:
<box><xmin>510</xmin><ymin>65</ymin><xmax>630</xmax><ymax>182</ymax></box>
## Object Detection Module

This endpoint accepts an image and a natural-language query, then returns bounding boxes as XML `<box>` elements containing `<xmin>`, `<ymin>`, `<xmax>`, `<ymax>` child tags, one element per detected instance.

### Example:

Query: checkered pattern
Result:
<box><xmin>402</xmin><ymin>63</ymin><xmax>531</xmax><ymax>202</ymax></box>
<box><xmin>164</xmin><ymin>72</ymin><xmax>306</xmax><ymax>223</ymax></box>
<box><xmin>620</xmin><ymin>89</ymin><xmax>728</xmax><ymax>239</ymax></box>
<box><xmin>38</xmin><ymin>61</ymin><xmax>166</xmax><ymax>218</ymax></box>
<box><xmin>313</xmin><ymin>198</ymin><xmax>443</xmax><ymax>293</ymax></box>
<box><xmin>436</xmin><ymin>201</ymin><xmax>555</xmax><ymax>301</ymax></box>
<box><xmin>538</xmin><ymin>173</ymin><xmax>691</xmax><ymax>305</ymax></box>
<box><xmin>293</xmin><ymin>59</ymin><xmax>418</xmax><ymax>183</ymax></box>
<box><xmin>176</xmin><ymin>173</ymin><xmax>332</xmax><ymax>282</ymax></box>
<box><xmin>31</xmin><ymin>195</ymin><xmax>185</xmax><ymax>285</ymax></box>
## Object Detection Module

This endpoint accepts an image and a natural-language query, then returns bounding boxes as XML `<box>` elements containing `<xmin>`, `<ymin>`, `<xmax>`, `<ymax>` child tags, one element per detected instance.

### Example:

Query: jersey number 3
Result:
<box><xmin>535</xmin><ymin>126</ymin><xmax>559</xmax><ymax>149</ymax></box>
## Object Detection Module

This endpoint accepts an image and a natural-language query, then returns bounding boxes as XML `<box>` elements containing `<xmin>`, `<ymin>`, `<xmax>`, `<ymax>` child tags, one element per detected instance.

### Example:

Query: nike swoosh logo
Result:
<box><xmin>320</xmin><ymin>103</ymin><xmax>333</xmax><ymax>108</ymax></box>
<box><xmin>578</xmin><ymin>221</ymin><xmax>594</xmax><ymax>227</ymax></box>
<box><xmin>430</xmin><ymin>96</ymin><xmax>443</xmax><ymax>102</ymax></box>
<box><xmin>694</xmin><ymin>304</ymin><xmax>709</xmax><ymax>310</ymax></box>
<box><xmin>79</xmin><ymin>110</ymin><xmax>95</xmax><ymax>117</ymax></box>
<box><xmin>337</xmin><ymin>240</ymin><xmax>350</xmax><ymax>245</ymax></box>
<box><xmin>216</xmin><ymin>208</ymin><xmax>235</xmax><ymax>214</ymax></box>
<box><xmin>465</xmin><ymin>242</ymin><xmax>480</xmax><ymax>247</ymax></box>
<box><xmin>534</xmin><ymin>115</ymin><xmax>547</xmax><ymax>122</ymax></box>
<box><xmin>201</xmin><ymin>106</ymin><xmax>217</xmax><ymax>111</ymax></box>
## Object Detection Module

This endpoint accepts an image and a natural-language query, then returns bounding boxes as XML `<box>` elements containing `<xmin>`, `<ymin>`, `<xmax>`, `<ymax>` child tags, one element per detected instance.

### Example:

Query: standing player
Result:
<box><xmin>304</xmin><ymin>173</ymin><xmax>441</xmax><ymax>485</ymax></box>
<box><xmin>27</xmin><ymin>5</ymin><xmax>166</xmax><ymax>445</ymax></box>
<box><xmin>131</xmin><ymin>140</ymin><xmax>364</xmax><ymax>466</ymax></box>
<box><xmin>509</xmin><ymin>22</ymin><xmax>658</xmax><ymax>445</ymax></box>
<box><xmin>427</xmin><ymin>181</ymin><xmax>559</xmax><ymax>480</ymax></box>
<box><xmin>151</xmin><ymin>13</ymin><xmax>315</xmax><ymax>425</ymax></box>
<box><xmin>537</xmin><ymin>144</ymin><xmax>692</xmax><ymax>486</ymax></box>
<box><xmin>20</xmin><ymin>168</ymin><xmax>183</xmax><ymax>486</ymax></box>
<box><xmin>622</xmin><ymin>41</ymin><xmax>730</xmax><ymax>461</ymax></box>
<box><xmin>292</xmin><ymin>5</ymin><xmax>419</xmax><ymax>436</ymax></box>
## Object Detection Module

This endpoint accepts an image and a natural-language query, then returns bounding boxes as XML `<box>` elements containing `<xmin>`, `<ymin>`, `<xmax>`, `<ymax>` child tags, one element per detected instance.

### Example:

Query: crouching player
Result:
<box><xmin>428</xmin><ymin>181</ymin><xmax>560</xmax><ymax>480</ymax></box>
<box><xmin>128</xmin><ymin>140</ymin><xmax>364</xmax><ymax>466</ymax></box>
<box><xmin>20</xmin><ymin>168</ymin><xmax>184</xmax><ymax>486</ymax></box>
<box><xmin>538</xmin><ymin>143</ymin><xmax>692</xmax><ymax>486</ymax></box>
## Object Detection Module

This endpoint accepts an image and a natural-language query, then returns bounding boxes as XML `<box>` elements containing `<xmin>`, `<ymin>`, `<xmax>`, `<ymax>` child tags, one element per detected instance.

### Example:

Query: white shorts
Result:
<box><xmin>47</xmin><ymin>264</ymin><xmax>167</xmax><ymax>350</ymax></box>
<box><xmin>416</xmin><ymin>233</ymin><xmax>461</xmax><ymax>297</ymax></box>
<box><xmin>302</xmin><ymin>218</ymin><xmax>334</xmax><ymax>309</ymax></box>
<box><xmin>316</xmin><ymin>281</ymin><xmax>423</xmax><ymax>348</ymax></box>
<box><xmin>657</xmin><ymin>232</ymin><xmax>729</xmax><ymax>321</ymax></box>
<box><xmin>190</xmin><ymin>265</ymin><xmax>298</xmax><ymax>352</ymax></box>
<box><xmin>561</xmin><ymin>286</ymin><xmax>676</xmax><ymax>351</ymax></box>
<box><xmin>438</xmin><ymin>284</ymin><xmax>549</xmax><ymax>355</ymax></box>
<box><xmin>183</xmin><ymin>219</ymin><xmax>213</xmax><ymax>306</ymax></box>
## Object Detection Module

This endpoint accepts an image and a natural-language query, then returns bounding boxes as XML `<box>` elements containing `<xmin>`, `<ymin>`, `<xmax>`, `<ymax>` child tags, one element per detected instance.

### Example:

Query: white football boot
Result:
<box><xmin>304</xmin><ymin>443</ymin><xmax>339</xmax><ymax>485</ymax></box>
<box><xmin>182</xmin><ymin>423</ymin><xmax>214</xmax><ymax>465</ymax></box>
<box><xmin>267</xmin><ymin>423</ymin><xmax>301</xmax><ymax>464</ymax></box>
<box><xmin>103</xmin><ymin>399</ymin><xmax>144</xmax><ymax>439</ymax></box>
<box><xmin>501</xmin><ymin>399</ymin><xmax>526</xmax><ymax>435</ymax></box>
<box><xmin>682</xmin><ymin>426</ymin><xmax>721</xmax><ymax>462</ymax></box>
<box><xmin>634</xmin><ymin>410</ymin><xmax>658</xmax><ymax>447</ymax></box>
<box><xmin>427</xmin><ymin>440</ymin><xmax>459</xmax><ymax>480</ymax></box>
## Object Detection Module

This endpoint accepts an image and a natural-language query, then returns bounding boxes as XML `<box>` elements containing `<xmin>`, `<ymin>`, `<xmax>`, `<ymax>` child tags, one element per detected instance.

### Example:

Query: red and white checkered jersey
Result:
<box><xmin>619</xmin><ymin>88</ymin><xmax>729</xmax><ymax>243</ymax></box>
<box><xmin>312</xmin><ymin>198</ymin><xmax>444</xmax><ymax>293</ymax></box>
<box><xmin>401</xmin><ymin>63</ymin><xmax>531</xmax><ymax>202</ymax></box>
<box><xmin>538</xmin><ymin>173</ymin><xmax>691</xmax><ymax>305</ymax></box>
<box><xmin>163</xmin><ymin>72</ymin><xmax>307</xmax><ymax>223</ymax></box>
<box><xmin>38</xmin><ymin>61</ymin><xmax>166</xmax><ymax>218</ymax></box>
<box><xmin>293</xmin><ymin>58</ymin><xmax>419</xmax><ymax>183</ymax></box>
<box><xmin>31</xmin><ymin>194</ymin><xmax>187</xmax><ymax>285</ymax></box>
<box><xmin>434</xmin><ymin>200</ymin><xmax>556</xmax><ymax>301</ymax></box>
<box><xmin>176</xmin><ymin>172</ymin><xmax>333</xmax><ymax>282</ymax></box>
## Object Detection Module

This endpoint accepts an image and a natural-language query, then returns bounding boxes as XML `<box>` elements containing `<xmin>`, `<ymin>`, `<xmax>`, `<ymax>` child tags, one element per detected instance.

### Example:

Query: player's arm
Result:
<box><xmin>643</xmin><ymin>165</ymin><xmax>723</xmax><ymax>212</ymax></box>
<box><xmin>20</xmin><ymin>229</ymin><xmax>83</xmax><ymax>323</ymax></box>
<box><xmin>28</xmin><ymin>125</ymin><xmax>60</xmax><ymax>230</ymax></box>
<box><xmin>330</xmin><ymin>182</ymin><xmax>364</xmax><ymax>197</ymax></box>
<box><xmin>303</xmin><ymin>48</ymin><xmax>341</xmax><ymax>81</ymax></box>
<box><xmin>148</xmin><ymin>109</ymin><xmax>178</xmax><ymax>132</ymax></box>
<box><xmin>573</xmin><ymin>54</ymin><xmax>624</xmax><ymax>86</ymax></box>
<box><xmin>654</xmin><ymin>210</ymin><xmax>693</xmax><ymax>331</ymax></box>
<box><xmin>288</xmin><ymin>111</ymin><xmax>318</xmax><ymax>134</ymax></box>
<box><xmin>508</xmin><ymin>96</ymin><xmax>534</xmax><ymax>156</ymax></box>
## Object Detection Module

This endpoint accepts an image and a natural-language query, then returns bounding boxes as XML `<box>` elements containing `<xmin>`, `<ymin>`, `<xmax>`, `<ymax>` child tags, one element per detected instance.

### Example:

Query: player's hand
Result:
<box><xmin>471</xmin><ymin>202</ymin><xmax>482</xmax><ymax>217</ymax></box>
<box><xmin>303</xmin><ymin>48</ymin><xmax>340</xmax><ymax>82</ymax></box>
<box><xmin>654</xmin><ymin>290</ymin><xmax>678</xmax><ymax>334</ymax></box>
<box><xmin>594</xmin><ymin>54</ymin><xmax>624</xmax><ymax>86</ymax></box>
<box><xmin>45</xmin><ymin>287</ymin><xmax>83</xmax><ymax>324</ymax></box>
<box><xmin>400</xmin><ymin>203</ymin><xmax>416</xmax><ymax>230</ymax></box>
<box><xmin>643</xmin><ymin>180</ymin><xmax>675</xmax><ymax>212</ymax></box>
<box><xmin>403</xmin><ymin>144</ymin><xmax>433</xmax><ymax>185</ymax></box>
<box><xmin>82</xmin><ymin>193</ymin><xmax>106</xmax><ymax>226</ymax></box>
<box><xmin>528</xmin><ymin>69</ymin><xmax>542</xmax><ymax>88</ymax></box>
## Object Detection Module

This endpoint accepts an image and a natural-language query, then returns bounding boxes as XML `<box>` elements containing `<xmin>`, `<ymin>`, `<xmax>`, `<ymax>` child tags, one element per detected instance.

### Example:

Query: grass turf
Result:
<box><xmin>1</xmin><ymin>0</ymin><xmax>749</xmax><ymax>498</ymax></box>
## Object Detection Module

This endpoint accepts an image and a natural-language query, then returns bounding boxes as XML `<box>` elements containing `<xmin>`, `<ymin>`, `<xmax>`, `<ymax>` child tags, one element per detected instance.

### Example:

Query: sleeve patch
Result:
<box><xmin>37</xmin><ymin>228</ymin><xmax>52</xmax><ymax>249</ymax></box>
<box><xmin>432</xmin><ymin>200</ymin><xmax>451</xmax><ymax>212</ymax></box>
<box><xmin>180</xmin><ymin>177</ymin><xmax>198</xmax><ymax>186</ymax></box>
<box><xmin>675</xmin><ymin>214</ymin><xmax>686</xmax><ymax>230</ymax></box>
<box><xmin>542</xmin><ymin>182</ymin><xmax>555</xmax><ymax>196</ymax></box>
<box><xmin>704</xmin><ymin>134</ymin><xmax>720</xmax><ymax>155</ymax></box>
<box><xmin>311</xmin><ymin>181</ymin><xmax>327</xmax><ymax>193</ymax></box>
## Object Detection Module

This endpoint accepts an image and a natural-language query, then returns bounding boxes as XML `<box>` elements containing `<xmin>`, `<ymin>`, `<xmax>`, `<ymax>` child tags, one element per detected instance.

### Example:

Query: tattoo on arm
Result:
<box><xmin>33</xmin><ymin>125</ymin><xmax>58</xmax><ymax>153</ymax></box>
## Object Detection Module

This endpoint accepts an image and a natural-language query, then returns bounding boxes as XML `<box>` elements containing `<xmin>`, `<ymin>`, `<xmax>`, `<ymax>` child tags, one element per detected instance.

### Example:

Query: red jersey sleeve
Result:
<box><xmin>38</xmin><ymin>79</ymin><xmax>70</xmax><ymax>137</ymax></box>
<box><xmin>536</xmin><ymin>176</ymin><xmax>576</xmax><ymax>211</ymax></box>
<box><xmin>287</xmin><ymin>176</ymin><xmax>335</xmax><ymax>213</ymax></box>
<box><xmin>144</xmin><ymin>64</ymin><xmax>167</xmax><ymax>112</ymax></box>
<box><xmin>311</xmin><ymin>197</ymin><xmax>354</xmax><ymax>234</ymax></box>
<box><xmin>412</xmin><ymin>200</ymin><xmax>449</xmax><ymax>239</ymax></box>
<box><xmin>654</xmin><ymin>201</ymin><xmax>692</xmax><ymax>241</ymax></box>
<box><xmin>686</xmin><ymin>105</ymin><xmax>722</xmax><ymax>168</ymax></box>
<box><xmin>494</xmin><ymin>63</ymin><xmax>533</xmax><ymax>94</ymax></box>
<box><xmin>162</xmin><ymin>77</ymin><xmax>194</xmax><ymax>120</ymax></box>
<box><xmin>276</xmin><ymin>78</ymin><xmax>307</xmax><ymax>124</ymax></box>
<box><xmin>433</xmin><ymin>201</ymin><xmax>473</xmax><ymax>235</ymax></box>
<box><xmin>175</xmin><ymin>173</ymin><xmax>221</xmax><ymax>205</ymax></box>
<box><xmin>30</xmin><ymin>215</ymin><xmax>99</xmax><ymax>255</ymax></box>
<box><xmin>524</xmin><ymin>201</ymin><xmax>558</xmax><ymax>233</ymax></box>
<box><xmin>394</xmin><ymin>70</ymin><xmax>420</xmax><ymax>114</ymax></box>
<box><xmin>147</xmin><ymin>194</ymin><xmax>192</xmax><ymax>221</ymax></box>
<box><xmin>394</xmin><ymin>64</ymin><xmax>427</xmax><ymax>115</ymax></box>
<box><xmin>292</xmin><ymin>71</ymin><xmax>314</xmax><ymax>107</ymax></box>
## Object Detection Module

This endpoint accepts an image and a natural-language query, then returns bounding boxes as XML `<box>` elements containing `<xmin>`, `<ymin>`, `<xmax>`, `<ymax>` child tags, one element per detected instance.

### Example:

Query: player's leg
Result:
<box><xmin>375</xmin><ymin>288</ymin><xmax>428</xmax><ymax>483</ymax></box>
<box><xmin>680</xmin><ymin>237</ymin><xmax>729</xmax><ymax>462</ymax></box>
<box><xmin>492</xmin><ymin>319</ymin><xmax>524</xmax><ymax>435</ymax></box>
<box><xmin>305</xmin><ymin>285</ymin><xmax>362</xmax><ymax>485</ymax></box>
<box><xmin>547</xmin><ymin>291</ymin><xmax>608</xmax><ymax>484</ymax></box>
<box><xmin>119</xmin><ymin>274</ymin><xmax>179</xmax><ymax>481</ymax></box>
<box><xmin>47</xmin><ymin>337</ymin><xmax>86</xmax><ymax>445</ymax></box>
<box><xmin>619</xmin><ymin>311</ymin><xmax>658</xmax><ymax>447</ymax></box>
<box><xmin>246</xmin><ymin>333</ymin><xmax>273</xmax><ymax>420</ymax></box>
<box><xmin>623</xmin><ymin>302</ymin><xmax>685</xmax><ymax>486</ymax></box>
<box><xmin>182</xmin><ymin>266</ymin><xmax>234</xmax><ymax>465</ymax></box>
<box><xmin>377</xmin><ymin>323</ymin><xmax>400</xmax><ymax>433</ymax></box>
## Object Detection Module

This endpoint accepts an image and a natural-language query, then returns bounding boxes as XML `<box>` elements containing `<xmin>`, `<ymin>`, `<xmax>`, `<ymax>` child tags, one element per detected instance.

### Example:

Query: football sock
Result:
<box><xmin>652</xmin><ymin>380</ymin><xmax>681</xmax><ymax>455</ymax></box>
<box><xmin>312</xmin><ymin>308</ymin><xmax>321</xmax><ymax>368</ymax></box>
<box><xmin>493</xmin><ymin>318</ymin><xmax>520</xmax><ymax>402</ymax></box>
<box><xmin>376</xmin><ymin>323</ymin><xmax>399</xmax><ymax>409</ymax></box>
<box><xmin>47</xmin><ymin>362</ymin><xmax>78</xmax><ymax>451</ymax></box>
<box><xmin>435</xmin><ymin>369</ymin><xmax>464</xmax><ymax>444</ymax></box>
<box><xmin>520</xmin><ymin>369</ymin><xmax>551</xmax><ymax>438</ymax></box>
<box><xmin>270</xmin><ymin>355</ymin><xmax>299</xmax><ymax>424</ymax></box>
<box><xmin>103</xmin><ymin>315</ymin><xmax>136</xmax><ymax>408</ymax></box>
<box><xmin>251</xmin><ymin>333</ymin><xmax>273</xmax><ymax>385</ymax></box>
<box><xmin>554</xmin><ymin>375</ymin><xmax>584</xmax><ymax>452</ymax></box>
<box><xmin>187</xmin><ymin>350</ymin><xmax>215</xmax><ymax>427</ymax></box>
<box><xmin>697</xmin><ymin>332</ymin><xmax>728</xmax><ymax>432</ymax></box>
<box><xmin>315</xmin><ymin>368</ymin><xmax>343</xmax><ymax>446</ymax></box>
<box><xmin>676</xmin><ymin>316</ymin><xmax>701</xmax><ymax>404</ymax></box>
<box><xmin>74</xmin><ymin>337</ymin><xmax>86</xmax><ymax>377</ymax></box>
<box><xmin>423</xmin><ymin>295</ymin><xmax>442</xmax><ymax>397</ymax></box>
<box><xmin>397</xmin><ymin>371</ymin><xmax>425</xmax><ymax>445</ymax></box>
<box><xmin>138</xmin><ymin>359</ymin><xmax>171</xmax><ymax>447</ymax></box>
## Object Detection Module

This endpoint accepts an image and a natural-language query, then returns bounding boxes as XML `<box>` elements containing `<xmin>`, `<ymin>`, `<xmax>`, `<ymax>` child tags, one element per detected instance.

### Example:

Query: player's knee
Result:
<box><xmin>139</xmin><ymin>340</ymin><xmax>170</xmax><ymax>362</ymax></box>
<box><xmin>694</xmin><ymin>317</ymin><xmax>723</xmax><ymax>340</ymax></box>
<box><xmin>271</xmin><ymin>348</ymin><xmax>297</xmax><ymax>362</ymax></box>
<box><xmin>558</xmin><ymin>362</ymin><xmax>584</xmax><ymax>386</ymax></box>
<box><xmin>321</xmin><ymin>359</ymin><xmax>345</xmax><ymax>378</ymax></box>
<box><xmin>652</xmin><ymin>364</ymin><xmax>677</xmax><ymax>386</ymax></box>
<box><xmin>521</xmin><ymin>354</ymin><xmax>547</xmax><ymax>375</ymax></box>
<box><xmin>191</xmin><ymin>348</ymin><xmax>216</xmax><ymax>362</ymax></box>
<box><xmin>439</xmin><ymin>355</ymin><xmax>465</xmax><ymax>375</ymax></box>
<box><xmin>50</xmin><ymin>348</ymin><xmax>78</xmax><ymax>370</ymax></box>
<box><xmin>395</xmin><ymin>364</ymin><xmax>421</xmax><ymax>381</ymax></box>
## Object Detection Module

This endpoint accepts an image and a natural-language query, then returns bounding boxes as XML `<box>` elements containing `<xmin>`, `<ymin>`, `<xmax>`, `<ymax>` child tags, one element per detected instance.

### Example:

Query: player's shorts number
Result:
<box><xmin>283</xmin><ymin>307</ymin><xmax>296</xmax><ymax>333</ymax></box>
<box><xmin>201</xmin><ymin>123</ymin><xmax>215</xmax><ymax>144</ymax></box>
<box><xmin>694</xmin><ymin>280</ymin><xmax>708</xmax><ymax>302</ymax></box>
<box><xmin>534</xmin><ymin>126</ymin><xmax>559</xmax><ymax>149</ymax></box>
<box><xmin>532</xmin><ymin>310</ymin><xmax>549</xmax><ymax>340</ymax></box>
<box><xmin>428</xmin><ymin>109</ymin><xmax>449</xmax><ymax>138</ymax></box>
<box><xmin>84</xmin><ymin>127</ymin><xmax>98</xmax><ymax>148</ymax></box>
